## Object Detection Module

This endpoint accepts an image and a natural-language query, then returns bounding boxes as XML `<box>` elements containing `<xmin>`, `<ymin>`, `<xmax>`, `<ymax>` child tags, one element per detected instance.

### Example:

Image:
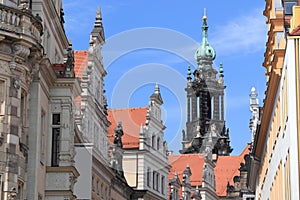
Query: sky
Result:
<box><xmin>63</xmin><ymin>0</ymin><xmax>267</xmax><ymax>155</ymax></box>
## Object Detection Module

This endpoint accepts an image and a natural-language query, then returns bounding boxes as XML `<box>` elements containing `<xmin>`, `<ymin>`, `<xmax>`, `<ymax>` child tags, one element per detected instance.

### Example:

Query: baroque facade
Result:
<box><xmin>0</xmin><ymin>1</ymin><xmax>133</xmax><ymax>200</ymax></box>
<box><xmin>248</xmin><ymin>0</ymin><xmax>300</xmax><ymax>199</ymax></box>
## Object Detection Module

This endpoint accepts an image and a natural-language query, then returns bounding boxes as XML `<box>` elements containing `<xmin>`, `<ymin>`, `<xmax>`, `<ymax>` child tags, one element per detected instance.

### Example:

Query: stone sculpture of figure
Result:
<box><xmin>65</xmin><ymin>45</ymin><xmax>74</xmax><ymax>72</ymax></box>
<box><xmin>202</xmin><ymin>163</ymin><xmax>208</xmax><ymax>181</ymax></box>
<box><xmin>210</xmin><ymin>123</ymin><xmax>217</xmax><ymax>137</ymax></box>
<box><xmin>114</xmin><ymin>121</ymin><xmax>123</xmax><ymax>148</ymax></box>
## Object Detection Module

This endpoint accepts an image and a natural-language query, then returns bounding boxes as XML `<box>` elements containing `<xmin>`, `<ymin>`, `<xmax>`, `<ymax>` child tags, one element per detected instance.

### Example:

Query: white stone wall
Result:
<box><xmin>32</xmin><ymin>0</ymin><xmax>68</xmax><ymax>64</ymax></box>
<box><xmin>74</xmin><ymin>144</ymin><xmax>93</xmax><ymax>199</ymax></box>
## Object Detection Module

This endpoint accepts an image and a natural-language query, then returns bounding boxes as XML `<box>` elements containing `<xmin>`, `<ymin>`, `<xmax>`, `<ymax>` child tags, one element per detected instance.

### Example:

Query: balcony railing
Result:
<box><xmin>0</xmin><ymin>4</ymin><xmax>43</xmax><ymax>42</ymax></box>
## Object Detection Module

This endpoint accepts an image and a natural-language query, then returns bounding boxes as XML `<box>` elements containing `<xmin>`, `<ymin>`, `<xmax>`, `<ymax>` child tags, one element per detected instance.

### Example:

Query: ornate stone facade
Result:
<box><xmin>0</xmin><ymin>0</ymin><xmax>80</xmax><ymax>199</ymax></box>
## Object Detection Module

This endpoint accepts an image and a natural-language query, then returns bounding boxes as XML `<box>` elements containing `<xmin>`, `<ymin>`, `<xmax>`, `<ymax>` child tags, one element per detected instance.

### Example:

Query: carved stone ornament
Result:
<box><xmin>12</xmin><ymin>78</ymin><xmax>20</xmax><ymax>90</ymax></box>
<box><xmin>0</xmin><ymin>43</ymin><xmax>12</xmax><ymax>54</ymax></box>
<box><xmin>18</xmin><ymin>0</ymin><xmax>30</xmax><ymax>10</ymax></box>
<box><xmin>12</xmin><ymin>44</ymin><xmax>30</xmax><ymax>60</ymax></box>
<box><xmin>0</xmin><ymin>61</ymin><xmax>11</xmax><ymax>74</ymax></box>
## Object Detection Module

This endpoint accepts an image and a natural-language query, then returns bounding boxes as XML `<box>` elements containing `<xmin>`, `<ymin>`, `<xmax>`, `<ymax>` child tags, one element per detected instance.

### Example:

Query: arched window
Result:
<box><xmin>92</xmin><ymin>176</ymin><xmax>95</xmax><ymax>191</ymax></box>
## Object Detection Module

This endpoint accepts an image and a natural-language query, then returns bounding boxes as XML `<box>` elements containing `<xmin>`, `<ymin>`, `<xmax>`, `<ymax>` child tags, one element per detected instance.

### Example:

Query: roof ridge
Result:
<box><xmin>169</xmin><ymin>154</ymin><xmax>205</xmax><ymax>157</ymax></box>
<box><xmin>108</xmin><ymin>107</ymin><xmax>148</xmax><ymax>111</ymax></box>
<box><xmin>74</xmin><ymin>50</ymin><xmax>89</xmax><ymax>53</ymax></box>
<box><xmin>290</xmin><ymin>24</ymin><xmax>300</xmax><ymax>36</ymax></box>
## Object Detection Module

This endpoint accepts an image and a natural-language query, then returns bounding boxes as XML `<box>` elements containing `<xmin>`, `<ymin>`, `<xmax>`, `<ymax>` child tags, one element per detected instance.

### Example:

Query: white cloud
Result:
<box><xmin>210</xmin><ymin>8</ymin><xmax>267</xmax><ymax>57</ymax></box>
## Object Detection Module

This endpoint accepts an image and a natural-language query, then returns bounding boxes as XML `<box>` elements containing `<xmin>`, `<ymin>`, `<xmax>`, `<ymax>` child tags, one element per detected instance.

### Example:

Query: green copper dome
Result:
<box><xmin>194</xmin><ymin>10</ymin><xmax>216</xmax><ymax>63</ymax></box>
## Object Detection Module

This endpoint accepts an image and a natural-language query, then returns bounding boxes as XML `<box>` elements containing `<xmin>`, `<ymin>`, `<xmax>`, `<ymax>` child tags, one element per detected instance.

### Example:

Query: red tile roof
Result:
<box><xmin>168</xmin><ymin>145</ymin><xmax>250</xmax><ymax>197</ymax></box>
<box><xmin>215</xmin><ymin>146</ymin><xmax>249</xmax><ymax>196</ymax></box>
<box><xmin>169</xmin><ymin>154</ymin><xmax>205</xmax><ymax>186</ymax></box>
<box><xmin>74</xmin><ymin>50</ymin><xmax>88</xmax><ymax>78</ymax></box>
<box><xmin>107</xmin><ymin>107</ymin><xmax>148</xmax><ymax>149</ymax></box>
<box><xmin>290</xmin><ymin>24</ymin><xmax>300</xmax><ymax>36</ymax></box>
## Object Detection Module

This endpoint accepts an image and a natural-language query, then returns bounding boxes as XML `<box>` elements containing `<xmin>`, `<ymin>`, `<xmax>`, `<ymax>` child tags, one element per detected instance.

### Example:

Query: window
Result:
<box><xmin>284</xmin><ymin>0</ymin><xmax>298</xmax><ymax>15</ymax></box>
<box><xmin>51</xmin><ymin>114</ymin><xmax>60</xmax><ymax>167</ymax></box>
<box><xmin>156</xmin><ymin>173</ymin><xmax>159</xmax><ymax>191</ymax></box>
<box><xmin>17</xmin><ymin>180</ymin><xmax>24</xmax><ymax>200</ymax></box>
<box><xmin>147</xmin><ymin>168</ymin><xmax>151</xmax><ymax>187</ymax></box>
<box><xmin>161</xmin><ymin>176</ymin><xmax>165</xmax><ymax>194</ymax></box>
<box><xmin>51</xmin><ymin>128</ymin><xmax>60</xmax><ymax>166</ymax></box>
<box><xmin>157</xmin><ymin>137</ymin><xmax>160</xmax><ymax>150</ymax></box>
<box><xmin>96</xmin><ymin>180</ymin><xmax>99</xmax><ymax>195</ymax></box>
<box><xmin>92</xmin><ymin>176</ymin><xmax>95</xmax><ymax>192</ymax></box>
<box><xmin>152</xmin><ymin>135</ymin><xmax>155</xmax><ymax>149</ymax></box>
<box><xmin>153</xmin><ymin>171</ymin><xmax>156</xmax><ymax>190</ymax></box>
<box><xmin>0</xmin><ymin>80</ymin><xmax>4</xmax><ymax>115</ymax></box>
<box><xmin>20</xmin><ymin>90</ymin><xmax>28</xmax><ymax>128</ymax></box>
<box><xmin>153</xmin><ymin>171</ymin><xmax>159</xmax><ymax>191</ymax></box>
<box><xmin>105</xmin><ymin>187</ymin><xmax>108</xmax><ymax>200</ymax></box>
<box><xmin>52</xmin><ymin>114</ymin><xmax>60</xmax><ymax>125</ymax></box>
<box><xmin>101</xmin><ymin>183</ymin><xmax>104</xmax><ymax>197</ymax></box>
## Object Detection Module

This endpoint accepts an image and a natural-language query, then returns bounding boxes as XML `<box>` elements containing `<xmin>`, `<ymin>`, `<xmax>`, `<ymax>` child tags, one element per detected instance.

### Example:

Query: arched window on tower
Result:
<box><xmin>211</xmin><ymin>96</ymin><xmax>214</xmax><ymax>119</ymax></box>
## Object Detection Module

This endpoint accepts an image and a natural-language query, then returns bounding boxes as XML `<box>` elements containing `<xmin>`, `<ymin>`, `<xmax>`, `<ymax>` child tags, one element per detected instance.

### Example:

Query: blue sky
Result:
<box><xmin>63</xmin><ymin>0</ymin><xmax>267</xmax><ymax>155</ymax></box>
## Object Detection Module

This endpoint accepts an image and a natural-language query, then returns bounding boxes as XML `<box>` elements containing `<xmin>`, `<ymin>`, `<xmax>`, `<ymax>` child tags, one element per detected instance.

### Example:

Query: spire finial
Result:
<box><xmin>94</xmin><ymin>6</ymin><xmax>102</xmax><ymax>28</ymax></box>
<box><xmin>187</xmin><ymin>66</ymin><xmax>192</xmax><ymax>82</ymax></box>
<box><xmin>154</xmin><ymin>82</ymin><xmax>160</xmax><ymax>94</ymax></box>
<box><xmin>203</xmin><ymin>8</ymin><xmax>207</xmax><ymax>20</ymax></box>
<box><xmin>219</xmin><ymin>63</ymin><xmax>224</xmax><ymax>74</ymax></box>
<box><xmin>194</xmin><ymin>7</ymin><xmax>216</xmax><ymax>62</ymax></box>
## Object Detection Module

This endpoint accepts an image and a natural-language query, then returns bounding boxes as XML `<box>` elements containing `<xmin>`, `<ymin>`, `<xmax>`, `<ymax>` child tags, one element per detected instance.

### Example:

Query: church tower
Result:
<box><xmin>181</xmin><ymin>10</ymin><xmax>232</xmax><ymax>156</ymax></box>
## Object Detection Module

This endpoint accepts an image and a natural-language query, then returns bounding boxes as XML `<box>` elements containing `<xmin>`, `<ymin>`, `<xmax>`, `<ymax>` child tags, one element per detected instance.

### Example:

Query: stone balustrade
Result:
<box><xmin>0</xmin><ymin>4</ymin><xmax>43</xmax><ymax>42</ymax></box>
